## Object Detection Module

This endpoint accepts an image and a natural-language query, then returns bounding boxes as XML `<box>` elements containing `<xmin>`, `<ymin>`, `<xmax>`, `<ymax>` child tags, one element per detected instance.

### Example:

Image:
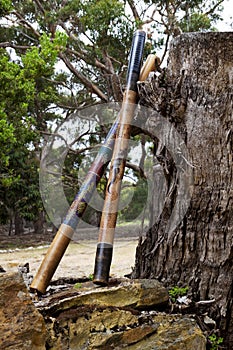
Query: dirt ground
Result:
<box><xmin>0</xmin><ymin>225</ymin><xmax>143</xmax><ymax>281</ymax></box>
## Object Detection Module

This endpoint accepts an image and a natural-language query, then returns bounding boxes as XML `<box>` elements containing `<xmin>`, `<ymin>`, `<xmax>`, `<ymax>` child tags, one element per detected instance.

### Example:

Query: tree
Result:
<box><xmin>1</xmin><ymin>1</ymin><xmax>232</xmax><ymax>346</ymax></box>
<box><xmin>0</xmin><ymin>0</ymin><xmax>225</xmax><ymax>234</ymax></box>
<box><xmin>0</xmin><ymin>31</ymin><xmax>66</xmax><ymax>233</ymax></box>
<box><xmin>133</xmin><ymin>32</ymin><xmax>233</xmax><ymax>349</ymax></box>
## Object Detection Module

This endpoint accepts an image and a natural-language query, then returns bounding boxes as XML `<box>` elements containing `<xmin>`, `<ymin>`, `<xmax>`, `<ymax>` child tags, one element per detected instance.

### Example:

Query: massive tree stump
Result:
<box><xmin>134</xmin><ymin>32</ymin><xmax>233</xmax><ymax>348</ymax></box>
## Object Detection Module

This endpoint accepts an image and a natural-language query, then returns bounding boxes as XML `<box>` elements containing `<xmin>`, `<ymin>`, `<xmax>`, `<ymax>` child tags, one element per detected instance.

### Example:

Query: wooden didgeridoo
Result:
<box><xmin>93</xmin><ymin>30</ymin><xmax>147</xmax><ymax>285</ymax></box>
<box><xmin>30</xmin><ymin>120</ymin><xmax>117</xmax><ymax>294</ymax></box>
<box><xmin>30</xmin><ymin>48</ymin><xmax>157</xmax><ymax>294</ymax></box>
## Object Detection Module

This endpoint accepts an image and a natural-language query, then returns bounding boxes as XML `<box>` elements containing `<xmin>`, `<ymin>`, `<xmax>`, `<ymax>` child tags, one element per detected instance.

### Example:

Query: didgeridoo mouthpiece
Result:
<box><xmin>126</xmin><ymin>30</ymin><xmax>146</xmax><ymax>91</ymax></box>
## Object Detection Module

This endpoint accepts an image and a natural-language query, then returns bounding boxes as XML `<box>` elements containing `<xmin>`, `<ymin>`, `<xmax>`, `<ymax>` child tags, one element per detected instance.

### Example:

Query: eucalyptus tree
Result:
<box><xmin>0</xmin><ymin>0</ymin><xmax>225</xmax><ymax>232</ymax></box>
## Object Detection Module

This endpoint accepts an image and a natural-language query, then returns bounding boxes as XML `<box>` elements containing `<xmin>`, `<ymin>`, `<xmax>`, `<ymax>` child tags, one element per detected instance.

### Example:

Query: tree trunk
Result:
<box><xmin>14</xmin><ymin>211</ymin><xmax>24</xmax><ymax>235</ymax></box>
<box><xmin>33</xmin><ymin>211</ymin><xmax>46</xmax><ymax>234</ymax></box>
<box><xmin>133</xmin><ymin>32</ymin><xmax>233</xmax><ymax>348</ymax></box>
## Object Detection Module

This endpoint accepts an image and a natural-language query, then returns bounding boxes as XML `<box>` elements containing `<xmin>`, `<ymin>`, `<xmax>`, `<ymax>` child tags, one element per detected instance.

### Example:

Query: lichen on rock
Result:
<box><xmin>0</xmin><ymin>273</ymin><xmax>206</xmax><ymax>349</ymax></box>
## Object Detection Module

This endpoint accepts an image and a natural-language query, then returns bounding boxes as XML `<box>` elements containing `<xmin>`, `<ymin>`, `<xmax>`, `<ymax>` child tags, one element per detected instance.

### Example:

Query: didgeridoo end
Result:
<box><xmin>93</xmin><ymin>243</ymin><xmax>113</xmax><ymax>286</ymax></box>
<box><xmin>30</xmin><ymin>230</ymin><xmax>71</xmax><ymax>294</ymax></box>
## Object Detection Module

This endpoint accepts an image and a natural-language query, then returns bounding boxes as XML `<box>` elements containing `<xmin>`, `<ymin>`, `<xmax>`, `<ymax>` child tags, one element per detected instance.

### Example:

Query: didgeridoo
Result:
<box><xmin>30</xmin><ymin>121</ymin><xmax>117</xmax><ymax>294</ymax></box>
<box><xmin>30</xmin><ymin>33</ymin><xmax>158</xmax><ymax>294</ymax></box>
<box><xmin>93</xmin><ymin>30</ymin><xmax>146</xmax><ymax>285</ymax></box>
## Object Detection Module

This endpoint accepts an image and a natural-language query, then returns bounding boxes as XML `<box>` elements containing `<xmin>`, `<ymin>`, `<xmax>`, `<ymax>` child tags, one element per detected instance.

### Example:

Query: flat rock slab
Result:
<box><xmin>35</xmin><ymin>278</ymin><xmax>169</xmax><ymax>316</ymax></box>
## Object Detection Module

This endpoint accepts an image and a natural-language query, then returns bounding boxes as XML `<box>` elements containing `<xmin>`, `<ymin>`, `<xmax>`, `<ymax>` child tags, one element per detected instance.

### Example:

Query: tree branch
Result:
<box><xmin>126</xmin><ymin>161</ymin><xmax>147</xmax><ymax>179</ymax></box>
<box><xmin>40</xmin><ymin>130</ymin><xmax>100</xmax><ymax>164</ymax></box>
<box><xmin>142</xmin><ymin>8</ymin><xmax>157</xmax><ymax>25</ymax></box>
<box><xmin>204</xmin><ymin>0</ymin><xmax>225</xmax><ymax>16</ymax></box>
<box><xmin>59</xmin><ymin>52</ymin><xmax>108</xmax><ymax>102</ymax></box>
<box><xmin>160</xmin><ymin>33</ymin><xmax>170</xmax><ymax>65</ymax></box>
<box><xmin>139</xmin><ymin>135</ymin><xmax>146</xmax><ymax>174</ymax></box>
<box><xmin>12</xmin><ymin>11</ymin><xmax>40</xmax><ymax>38</ymax></box>
<box><xmin>0</xmin><ymin>42</ymin><xmax>30</xmax><ymax>51</ymax></box>
<box><xmin>34</xmin><ymin>0</ymin><xmax>45</xmax><ymax>15</ymax></box>
<box><xmin>66</xmin><ymin>48</ymin><xmax>113</xmax><ymax>75</ymax></box>
<box><xmin>127</xmin><ymin>0</ymin><xmax>140</xmax><ymax>23</ymax></box>
<box><xmin>58</xmin><ymin>23</ymin><xmax>112</xmax><ymax>73</ymax></box>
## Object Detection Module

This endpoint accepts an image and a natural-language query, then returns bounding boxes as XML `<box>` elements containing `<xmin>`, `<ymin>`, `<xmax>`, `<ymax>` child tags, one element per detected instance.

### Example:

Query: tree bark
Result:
<box><xmin>33</xmin><ymin>211</ymin><xmax>46</xmax><ymax>235</ymax></box>
<box><xmin>14</xmin><ymin>211</ymin><xmax>24</xmax><ymax>235</ymax></box>
<box><xmin>133</xmin><ymin>32</ymin><xmax>233</xmax><ymax>348</ymax></box>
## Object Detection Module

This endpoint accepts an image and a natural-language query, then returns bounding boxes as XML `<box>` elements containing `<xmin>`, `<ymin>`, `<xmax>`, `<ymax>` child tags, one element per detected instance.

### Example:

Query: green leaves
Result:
<box><xmin>22</xmin><ymin>32</ymin><xmax>67</xmax><ymax>78</ymax></box>
<box><xmin>168</xmin><ymin>286</ymin><xmax>189</xmax><ymax>302</ymax></box>
<box><xmin>0</xmin><ymin>113</ymin><xmax>15</xmax><ymax>167</ymax></box>
<box><xmin>80</xmin><ymin>0</ymin><xmax>124</xmax><ymax>33</ymax></box>
<box><xmin>208</xmin><ymin>334</ymin><xmax>224</xmax><ymax>350</ymax></box>
<box><xmin>119</xmin><ymin>178</ymin><xmax>148</xmax><ymax>222</ymax></box>
<box><xmin>180</xmin><ymin>12</ymin><xmax>212</xmax><ymax>32</ymax></box>
<box><xmin>0</xmin><ymin>31</ymin><xmax>62</xmax><ymax>226</ymax></box>
<box><xmin>0</xmin><ymin>0</ymin><xmax>13</xmax><ymax>16</ymax></box>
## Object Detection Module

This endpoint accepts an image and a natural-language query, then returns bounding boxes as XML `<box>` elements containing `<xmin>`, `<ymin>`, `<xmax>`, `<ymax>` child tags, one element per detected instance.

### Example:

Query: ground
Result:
<box><xmin>0</xmin><ymin>223</ymin><xmax>142</xmax><ymax>281</ymax></box>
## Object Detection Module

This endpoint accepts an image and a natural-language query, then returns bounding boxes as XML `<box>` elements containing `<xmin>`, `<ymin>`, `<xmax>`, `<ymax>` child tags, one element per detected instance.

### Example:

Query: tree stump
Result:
<box><xmin>134</xmin><ymin>32</ymin><xmax>233</xmax><ymax>348</ymax></box>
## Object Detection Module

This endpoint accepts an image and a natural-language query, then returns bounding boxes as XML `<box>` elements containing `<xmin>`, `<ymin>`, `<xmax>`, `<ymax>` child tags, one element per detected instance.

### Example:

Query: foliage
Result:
<box><xmin>0</xmin><ymin>115</ymin><xmax>16</xmax><ymax>167</ymax></box>
<box><xmin>180</xmin><ymin>12</ymin><xmax>212</xmax><ymax>32</ymax></box>
<box><xmin>22</xmin><ymin>32</ymin><xmax>67</xmax><ymax>78</ymax></box>
<box><xmin>0</xmin><ymin>0</ymin><xmax>13</xmax><ymax>16</ymax></box>
<box><xmin>0</xmin><ymin>32</ymin><xmax>63</xmax><ymax>229</ymax></box>
<box><xmin>208</xmin><ymin>333</ymin><xmax>224</xmax><ymax>350</ymax></box>
<box><xmin>168</xmin><ymin>286</ymin><xmax>189</xmax><ymax>302</ymax></box>
<box><xmin>119</xmin><ymin>179</ymin><xmax>148</xmax><ymax>222</ymax></box>
<box><xmin>0</xmin><ymin>0</ymin><xmax>225</xmax><ymax>232</ymax></box>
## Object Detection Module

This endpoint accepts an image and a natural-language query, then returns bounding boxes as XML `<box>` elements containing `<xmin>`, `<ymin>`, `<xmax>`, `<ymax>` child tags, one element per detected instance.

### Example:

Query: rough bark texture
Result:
<box><xmin>33</xmin><ymin>211</ymin><xmax>46</xmax><ymax>235</ymax></box>
<box><xmin>134</xmin><ymin>32</ymin><xmax>233</xmax><ymax>348</ymax></box>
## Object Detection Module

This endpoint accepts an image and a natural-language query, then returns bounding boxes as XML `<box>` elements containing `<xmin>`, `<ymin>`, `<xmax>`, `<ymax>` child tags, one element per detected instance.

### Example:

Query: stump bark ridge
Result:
<box><xmin>134</xmin><ymin>32</ymin><xmax>233</xmax><ymax>348</ymax></box>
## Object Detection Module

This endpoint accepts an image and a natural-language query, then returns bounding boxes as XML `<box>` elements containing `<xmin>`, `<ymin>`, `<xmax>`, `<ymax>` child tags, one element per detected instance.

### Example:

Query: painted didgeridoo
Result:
<box><xmin>93</xmin><ymin>30</ymin><xmax>146</xmax><ymax>285</ymax></box>
<box><xmin>30</xmin><ymin>40</ymin><xmax>157</xmax><ymax>295</ymax></box>
<box><xmin>30</xmin><ymin>121</ymin><xmax>117</xmax><ymax>294</ymax></box>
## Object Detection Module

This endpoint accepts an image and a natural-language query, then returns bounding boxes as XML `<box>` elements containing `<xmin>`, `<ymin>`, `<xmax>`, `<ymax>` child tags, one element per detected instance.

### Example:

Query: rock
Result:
<box><xmin>0</xmin><ymin>275</ymin><xmax>206</xmax><ymax>349</ymax></box>
<box><xmin>204</xmin><ymin>315</ymin><xmax>216</xmax><ymax>327</ymax></box>
<box><xmin>128</xmin><ymin>314</ymin><xmax>206</xmax><ymax>350</ymax></box>
<box><xmin>46</xmin><ymin>308</ymin><xmax>143</xmax><ymax>349</ymax></box>
<box><xmin>37</xmin><ymin>278</ymin><xmax>205</xmax><ymax>349</ymax></box>
<box><xmin>45</xmin><ymin>307</ymin><xmax>206</xmax><ymax>349</ymax></box>
<box><xmin>36</xmin><ymin>278</ymin><xmax>169</xmax><ymax>316</ymax></box>
<box><xmin>0</xmin><ymin>265</ymin><xmax>6</xmax><ymax>273</ymax></box>
<box><xmin>0</xmin><ymin>272</ymin><xmax>46</xmax><ymax>350</ymax></box>
<box><xmin>18</xmin><ymin>262</ymin><xmax>34</xmax><ymax>289</ymax></box>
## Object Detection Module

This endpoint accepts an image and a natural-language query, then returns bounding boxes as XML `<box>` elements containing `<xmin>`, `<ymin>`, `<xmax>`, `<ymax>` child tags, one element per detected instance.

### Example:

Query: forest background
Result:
<box><xmin>0</xmin><ymin>0</ymin><xmax>232</xmax><ymax>236</ymax></box>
